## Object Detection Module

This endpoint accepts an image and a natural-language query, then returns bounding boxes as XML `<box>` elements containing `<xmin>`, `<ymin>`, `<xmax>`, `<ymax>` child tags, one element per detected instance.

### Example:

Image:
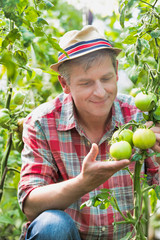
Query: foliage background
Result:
<box><xmin>0</xmin><ymin>0</ymin><xmax>159</xmax><ymax>239</ymax></box>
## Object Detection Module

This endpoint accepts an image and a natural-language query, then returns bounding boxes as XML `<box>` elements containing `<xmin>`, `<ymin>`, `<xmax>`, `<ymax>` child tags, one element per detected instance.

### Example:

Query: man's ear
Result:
<box><xmin>116</xmin><ymin>60</ymin><xmax>119</xmax><ymax>81</ymax></box>
<box><xmin>58</xmin><ymin>75</ymin><xmax>70</xmax><ymax>94</ymax></box>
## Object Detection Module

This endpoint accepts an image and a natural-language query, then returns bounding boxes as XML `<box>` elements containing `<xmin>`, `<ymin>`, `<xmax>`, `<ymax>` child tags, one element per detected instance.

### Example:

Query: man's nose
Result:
<box><xmin>93</xmin><ymin>81</ymin><xmax>106</xmax><ymax>97</ymax></box>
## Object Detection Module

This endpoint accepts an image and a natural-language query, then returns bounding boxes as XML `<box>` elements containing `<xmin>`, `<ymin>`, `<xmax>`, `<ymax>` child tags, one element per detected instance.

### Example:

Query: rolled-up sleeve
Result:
<box><xmin>18</xmin><ymin>115</ymin><xmax>59</xmax><ymax>211</ymax></box>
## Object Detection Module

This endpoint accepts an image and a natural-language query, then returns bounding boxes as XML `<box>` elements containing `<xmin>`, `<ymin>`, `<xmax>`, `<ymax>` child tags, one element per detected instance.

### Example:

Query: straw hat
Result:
<box><xmin>50</xmin><ymin>25</ymin><xmax>122</xmax><ymax>73</ymax></box>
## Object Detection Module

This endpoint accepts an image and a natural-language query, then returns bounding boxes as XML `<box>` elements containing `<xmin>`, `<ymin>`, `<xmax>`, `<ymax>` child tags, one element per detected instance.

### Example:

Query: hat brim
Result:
<box><xmin>50</xmin><ymin>47</ymin><xmax>122</xmax><ymax>73</ymax></box>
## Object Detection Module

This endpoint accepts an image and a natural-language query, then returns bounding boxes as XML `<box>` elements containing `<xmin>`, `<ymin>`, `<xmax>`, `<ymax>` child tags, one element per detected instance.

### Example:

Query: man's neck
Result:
<box><xmin>76</xmin><ymin>112</ymin><xmax>112</xmax><ymax>144</ymax></box>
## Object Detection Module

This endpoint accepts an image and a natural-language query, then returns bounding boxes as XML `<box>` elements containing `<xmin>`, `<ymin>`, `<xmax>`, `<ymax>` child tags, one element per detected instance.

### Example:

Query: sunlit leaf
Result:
<box><xmin>24</xmin><ymin>6</ymin><xmax>39</xmax><ymax>22</ymax></box>
<box><xmin>148</xmin><ymin>188</ymin><xmax>157</xmax><ymax>213</ymax></box>
<box><xmin>0</xmin><ymin>215</ymin><xmax>15</xmax><ymax>225</ymax></box>
<box><xmin>150</xmin><ymin>29</ymin><xmax>160</xmax><ymax>38</ymax></box>
<box><xmin>13</xmin><ymin>50</ymin><xmax>28</xmax><ymax>65</ymax></box>
<box><xmin>155</xmin><ymin>186</ymin><xmax>160</xmax><ymax>200</ymax></box>
<box><xmin>2</xmin><ymin>29</ymin><xmax>21</xmax><ymax>49</ymax></box>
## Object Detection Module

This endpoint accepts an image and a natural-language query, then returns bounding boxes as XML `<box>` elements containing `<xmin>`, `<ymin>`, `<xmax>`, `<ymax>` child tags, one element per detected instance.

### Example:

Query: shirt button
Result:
<box><xmin>102</xmin><ymin>226</ymin><xmax>106</xmax><ymax>232</ymax></box>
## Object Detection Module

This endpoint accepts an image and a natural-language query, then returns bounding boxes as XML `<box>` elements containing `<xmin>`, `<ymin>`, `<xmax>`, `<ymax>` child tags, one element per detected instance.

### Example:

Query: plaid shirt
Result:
<box><xmin>18</xmin><ymin>93</ymin><xmax>159</xmax><ymax>240</ymax></box>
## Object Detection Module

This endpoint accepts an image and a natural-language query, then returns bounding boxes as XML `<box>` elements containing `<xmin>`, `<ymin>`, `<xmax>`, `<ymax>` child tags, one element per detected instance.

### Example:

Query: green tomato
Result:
<box><xmin>132</xmin><ymin>128</ymin><xmax>156</xmax><ymax>150</ymax></box>
<box><xmin>13</xmin><ymin>91</ymin><xmax>26</xmax><ymax>105</ymax></box>
<box><xmin>110</xmin><ymin>141</ymin><xmax>132</xmax><ymax>160</ymax></box>
<box><xmin>134</xmin><ymin>92</ymin><xmax>157</xmax><ymax>112</ymax></box>
<box><xmin>112</xmin><ymin>129</ymin><xmax>133</xmax><ymax>146</ymax></box>
<box><xmin>0</xmin><ymin>108</ymin><xmax>11</xmax><ymax>128</ymax></box>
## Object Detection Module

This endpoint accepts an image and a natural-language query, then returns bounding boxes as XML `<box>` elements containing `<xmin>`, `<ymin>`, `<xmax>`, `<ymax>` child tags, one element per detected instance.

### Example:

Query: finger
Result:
<box><xmin>151</xmin><ymin>126</ymin><xmax>160</xmax><ymax>134</ymax></box>
<box><xmin>102</xmin><ymin>159</ymin><xmax>130</xmax><ymax>172</ymax></box>
<box><xmin>85</xmin><ymin>143</ymin><xmax>99</xmax><ymax>163</ymax></box>
<box><xmin>155</xmin><ymin>133</ymin><xmax>160</xmax><ymax>141</ymax></box>
<box><xmin>152</xmin><ymin>141</ymin><xmax>160</xmax><ymax>152</ymax></box>
<box><xmin>145</xmin><ymin>121</ymin><xmax>154</xmax><ymax>128</ymax></box>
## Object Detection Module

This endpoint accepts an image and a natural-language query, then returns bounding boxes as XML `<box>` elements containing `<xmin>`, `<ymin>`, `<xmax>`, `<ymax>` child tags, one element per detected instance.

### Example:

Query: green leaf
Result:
<box><xmin>34</xmin><ymin>26</ymin><xmax>45</xmax><ymax>37</ymax></box>
<box><xmin>131</xmin><ymin>153</ymin><xmax>142</xmax><ymax>162</ymax></box>
<box><xmin>109</xmin><ymin>197</ymin><xmax>118</xmax><ymax>210</ymax></box>
<box><xmin>140</xmin><ymin>39</ymin><xmax>150</xmax><ymax>50</ymax></box>
<box><xmin>143</xmin><ymin>112</ymin><xmax>149</xmax><ymax>121</ymax></box>
<box><xmin>13</xmin><ymin>50</ymin><xmax>28</xmax><ymax>65</ymax></box>
<box><xmin>16</xmin><ymin>0</ymin><xmax>29</xmax><ymax>14</ymax></box>
<box><xmin>147</xmin><ymin>151</ymin><xmax>159</xmax><ymax>157</ymax></box>
<box><xmin>122</xmin><ymin>33</ymin><xmax>137</xmax><ymax>44</ymax></box>
<box><xmin>43</xmin><ymin>0</ymin><xmax>54</xmax><ymax>9</ymax></box>
<box><xmin>24</xmin><ymin>6</ymin><xmax>39</xmax><ymax>22</ymax></box>
<box><xmin>136</xmin><ymin>38</ymin><xmax>142</xmax><ymax>55</ymax></box>
<box><xmin>120</xmin><ymin>5</ymin><xmax>126</xmax><ymax>28</ymax></box>
<box><xmin>2</xmin><ymin>29</ymin><xmax>21</xmax><ymax>49</ymax></box>
<box><xmin>0</xmin><ymin>215</ymin><xmax>15</xmax><ymax>225</ymax></box>
<box><xmin>148</xmin><ymin>188</ymin><xmax>157</xmax><ymax>213</ymax></box>
<box><xmin>93</xmin><ymin>199</ymin><xmax>102</xmax><ymax>207</ymax></box>
<box><xmin>47</xmin><ymin>36</ymin><xmax>69</xmax><ymax>57</ymax></box>
<box><xmin>150</xmin><ymin>29</ymin><xmax>160</xmax><ymax>38</ymax></box>
<box><xmin>155</xmin><ymin>185</ymin><xmax>160</xmax><ymax>200</ymax></box>
<box><xmin>37</xmin><ymin>17</ymin><xmax>49</xmax><ymax>25</ymax></box>
<box><xmin>120</xmin><ymin>232</ymin><xmax>132</xmax><ymax>240</ymax></box>
<box><xmin>38</xmin><ymin>0</ymin><xmax>54</xmax><ymax>10</ymax></box>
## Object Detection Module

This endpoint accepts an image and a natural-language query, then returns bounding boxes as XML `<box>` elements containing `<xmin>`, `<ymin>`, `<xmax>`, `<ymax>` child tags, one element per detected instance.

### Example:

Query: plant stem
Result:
<box><xmin>0</xmin><ymin>167</ymin><xmax>8</xmax><ymax>202</ymax></box>
<box><xmin>139</xmin><ymin>0</ymin><xmax>153</xmax><ymax>7</ymax></box>
<box><xmin>0</xmin><ymin>133</ymin><xmax>13</xmax><ymax>202</ymax></box>
<box><xmin>143</xmin><ymin>190</ymin><xmax>149</xmax><ymax>237</ymax></box>
<box><xmin>133</xmin><ymin>153</ymin><xmax>146</xmax><ymax>238</ymax></box>
<box><xmin>5</xmin><ymin>83</ymin><xmax>12</xmax><ymax>109</ymax></box>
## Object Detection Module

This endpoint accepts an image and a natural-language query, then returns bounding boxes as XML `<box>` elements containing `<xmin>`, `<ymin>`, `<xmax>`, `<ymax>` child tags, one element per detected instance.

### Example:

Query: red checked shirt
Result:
<box><xmin>18</xmin><ymin>93</ymin><xmax>159</xmax><ymax>240</ymax></box>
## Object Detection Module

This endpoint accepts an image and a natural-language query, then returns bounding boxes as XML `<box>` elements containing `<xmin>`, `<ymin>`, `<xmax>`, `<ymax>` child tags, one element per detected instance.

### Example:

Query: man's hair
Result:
<box><xmin>58</xmin><ymin>49</ymin><xmax>117</xmax><ymax>84</ymax></box>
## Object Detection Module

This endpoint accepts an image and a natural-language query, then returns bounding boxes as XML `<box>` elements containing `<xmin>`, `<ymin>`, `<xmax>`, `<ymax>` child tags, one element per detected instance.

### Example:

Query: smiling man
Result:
<box><xmin>18</xmin><ymin>25</ymin><xmax>159</xmax><ymax>240</ymax></box>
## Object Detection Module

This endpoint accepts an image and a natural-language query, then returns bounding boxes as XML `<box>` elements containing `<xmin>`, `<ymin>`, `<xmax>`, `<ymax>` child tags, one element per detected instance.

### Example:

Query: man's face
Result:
<box><xmin>62</xmin><ymin>55</ymin><xmax>118</xmax><ymax>122</ymax></box>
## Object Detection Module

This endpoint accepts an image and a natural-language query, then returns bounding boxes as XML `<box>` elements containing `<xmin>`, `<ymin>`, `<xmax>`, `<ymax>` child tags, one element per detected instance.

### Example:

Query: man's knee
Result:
<box><xmin>26</xmin><ymin>210</ymin><xmax>80</xmax><ymax>240</ymax></box>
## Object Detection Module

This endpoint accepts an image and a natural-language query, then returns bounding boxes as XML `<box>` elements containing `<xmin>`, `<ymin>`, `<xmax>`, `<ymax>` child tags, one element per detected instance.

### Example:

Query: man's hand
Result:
<box><xmin>80</xmin><ymin>143</ymin><xmax>130</xmax><ymax>193</ymax></box>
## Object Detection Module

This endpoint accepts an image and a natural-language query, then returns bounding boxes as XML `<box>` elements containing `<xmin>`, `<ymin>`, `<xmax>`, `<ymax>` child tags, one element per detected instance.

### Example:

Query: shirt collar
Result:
<box><xmin>57</xmin><ymin>93</ymin><xmax>77</xmax><ymax>131</ymax></box>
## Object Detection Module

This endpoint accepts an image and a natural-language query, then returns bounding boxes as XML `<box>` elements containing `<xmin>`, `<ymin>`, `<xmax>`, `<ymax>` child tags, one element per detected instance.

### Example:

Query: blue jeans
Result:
<box><xmin>25</xmin><ymin>210</ymin><xmax>81</xmax><ymax>240</ymax></box>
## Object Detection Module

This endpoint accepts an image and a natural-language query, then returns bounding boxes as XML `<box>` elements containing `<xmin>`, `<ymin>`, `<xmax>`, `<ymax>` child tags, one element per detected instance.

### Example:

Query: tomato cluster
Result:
<box><xmin>110</xmin><ymin>128</ymin><xmax>156</xmax><ymax>161</ymax></box>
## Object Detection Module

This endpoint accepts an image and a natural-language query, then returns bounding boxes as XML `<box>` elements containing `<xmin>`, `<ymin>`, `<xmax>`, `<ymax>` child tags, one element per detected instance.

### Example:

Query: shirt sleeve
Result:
<box><xmin>18</xmin><ymin>114</ymin><xmax>59</xmax><ymax>211</ymax></box>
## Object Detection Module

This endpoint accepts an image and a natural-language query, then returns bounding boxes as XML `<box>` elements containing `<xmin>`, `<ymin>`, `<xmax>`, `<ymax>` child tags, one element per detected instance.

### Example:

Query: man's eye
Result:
<box><xmin>80</xmin><ymin>82</ymin><xmax>89</xmax><ymax>86</ymax></box>
<box><xmin>102</xmin><ymin>76</ymin><xmax>113</xmax><ymax>81</ymax></box>
<box><xmin>102</xmin><ymin>78</ymin><xmax>110</xmax><ymax>81</ymax></box>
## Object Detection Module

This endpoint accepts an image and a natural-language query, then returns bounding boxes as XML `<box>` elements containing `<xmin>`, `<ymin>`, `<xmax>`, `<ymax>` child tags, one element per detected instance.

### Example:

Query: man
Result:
<box><xmin>18</xmin><ymin>25</ymin><xmax>160</xmax><ymax>240</ymax></box>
